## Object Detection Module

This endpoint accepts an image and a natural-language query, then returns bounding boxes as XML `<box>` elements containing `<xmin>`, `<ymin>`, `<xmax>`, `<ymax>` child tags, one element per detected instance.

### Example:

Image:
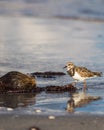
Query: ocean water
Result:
<box><xmin>0</xmin><ymin>0</ymin><xmax>104</xmax><ymax>115</ymax></box>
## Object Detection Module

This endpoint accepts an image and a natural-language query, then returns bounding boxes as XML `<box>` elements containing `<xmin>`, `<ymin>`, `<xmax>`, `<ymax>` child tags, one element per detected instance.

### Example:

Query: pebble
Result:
<box><xmin>48</xmin><ymin>116</ymin><xmax>55</xmax><ymax>119</ymax></box>
<box><xmin>30</xmin><ymin>128</ymin><xmax>37</xmax><ymax>130</ymax></box>
<box><xmin>7</xmin><ymin>108</ymin><xmax>13</xmax><ymax>111</ymax></box>
<box><xmin>35</xmin><ymin>109</ymin><xmax>42</xmax><ymax>113</ymax></box>
<box><xmin>29</xmin><ymin>126</ymin><xmax>40</xmax><ymax>130</ymax></box>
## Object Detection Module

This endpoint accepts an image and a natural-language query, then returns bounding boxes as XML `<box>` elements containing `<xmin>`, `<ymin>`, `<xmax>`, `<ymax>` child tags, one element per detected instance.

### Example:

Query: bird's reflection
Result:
<box><xmin>0</xmin><ymin>93</ymin><xmax>36</xmax><ymax>108</ymax></box>
<box><xmin>67</xmin><ymin>91</ymin><xmax>101</xmax><ymax>112</ymax></box>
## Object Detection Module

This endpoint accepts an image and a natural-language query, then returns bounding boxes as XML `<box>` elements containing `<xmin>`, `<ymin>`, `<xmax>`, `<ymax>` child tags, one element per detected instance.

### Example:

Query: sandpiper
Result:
<box><xmin>64</xmin><ymin>62</ymin><xmax>102</xmax><ymax>92</ymax></box>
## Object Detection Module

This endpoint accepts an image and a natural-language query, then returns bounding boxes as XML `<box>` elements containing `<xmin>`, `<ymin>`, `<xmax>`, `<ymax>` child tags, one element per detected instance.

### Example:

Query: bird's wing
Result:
<box><xmin>75</xmin><ymin>66</ymin><xmax>94</xmax><ymax>77</ymax></box>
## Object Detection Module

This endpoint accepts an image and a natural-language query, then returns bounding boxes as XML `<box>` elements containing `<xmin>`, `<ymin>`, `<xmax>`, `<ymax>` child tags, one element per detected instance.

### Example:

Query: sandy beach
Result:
<box><xmin>0</xmin><ymin>1</ymin><xmax>104</xmax><ymax>130</ymax></box>
<box><xmin>0</xmin><ymin>114</ymin><xmax>104</xmax><ymax>130</ymax></box>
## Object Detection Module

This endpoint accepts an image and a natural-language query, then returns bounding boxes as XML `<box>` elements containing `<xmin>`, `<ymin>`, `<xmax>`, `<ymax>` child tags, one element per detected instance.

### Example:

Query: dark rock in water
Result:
<box><xmin>0</xmin><ymin>71</ymin><xmax>36</xmax><ymax>92</ymax></box>
<box><xmin>6</xmin><ymin>85</ymin><xmax>76</xmax><ymax>94</ymax></box>
<box><xmin>31</xmin><ymin>71</ymin><xmax>66</xmax><ymax>78</ymax></box>
<box><xmin>0</xmin><ymin>71</ymin><xmax>76</xmax><ymax>93</ymax></box>
<box><xmin>44</xmin><ymin>84</ymin><xmax>77</xmax><ymax>93</ymax></box>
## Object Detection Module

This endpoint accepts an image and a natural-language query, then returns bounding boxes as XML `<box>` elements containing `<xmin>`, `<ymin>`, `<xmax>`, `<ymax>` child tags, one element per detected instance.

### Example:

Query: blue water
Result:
<box><xmin>0</xmin><ymin>0</ymin><xmax>104</xmax><ymax>115</ymax></box>
<box><xmin>1</xmin><ymin>0</ymin><xmax>104</xmax><ymax>20</ymax></box>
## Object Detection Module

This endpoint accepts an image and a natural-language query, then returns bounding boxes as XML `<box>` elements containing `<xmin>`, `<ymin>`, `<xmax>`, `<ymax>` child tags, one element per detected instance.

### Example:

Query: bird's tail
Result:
<box><xmin>93</xmin><ymin>72</ymin><xmax>102</xmax><ymax>77</ymax></box>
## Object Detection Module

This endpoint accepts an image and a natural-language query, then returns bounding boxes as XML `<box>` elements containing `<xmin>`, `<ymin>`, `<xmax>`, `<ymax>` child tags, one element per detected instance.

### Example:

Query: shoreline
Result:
<box><xmin>0</xmin><ymin>114</ymin><xmax>104</xmax><ymax>130</ymax></box>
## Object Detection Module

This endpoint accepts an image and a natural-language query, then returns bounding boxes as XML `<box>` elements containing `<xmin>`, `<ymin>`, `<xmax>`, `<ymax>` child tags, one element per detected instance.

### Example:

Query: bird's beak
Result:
<box><xmin>63</xmin><ymin>66</ymin><xmax>67</xmax><ymax>69</ymax></box>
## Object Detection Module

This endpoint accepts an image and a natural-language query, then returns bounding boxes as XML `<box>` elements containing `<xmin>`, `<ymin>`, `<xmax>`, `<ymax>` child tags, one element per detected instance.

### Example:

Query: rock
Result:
<box><xmin>45</xmin><ymin>84</ymin><xmax>77</xmax><ymax>93</ymax></box>
<box><xmin>31</xmin><ymin>71</ymin><xmax>66</xmax><ymax>78</ymax></box>
<box><xmin>0</xmin><ymin>71</ymin><xmax>77</xmax><ymax>93</ymax></box>
<box><xmin>0</xmin><ymin>71</ymin><xmax>36</xmax><ymax>92</ymax></box>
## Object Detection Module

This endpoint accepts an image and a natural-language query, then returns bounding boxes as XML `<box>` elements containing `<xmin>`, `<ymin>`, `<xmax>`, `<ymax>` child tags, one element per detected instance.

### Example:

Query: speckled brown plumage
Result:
<box><xmin>75</xmin><ymin>66</ymin><xmax>102</xmax><ymax>78</ymax></box>
<box><xmin>65</xmin><ymin>62</ymin><xmax>102</xmax><ymax>78</ymax></box>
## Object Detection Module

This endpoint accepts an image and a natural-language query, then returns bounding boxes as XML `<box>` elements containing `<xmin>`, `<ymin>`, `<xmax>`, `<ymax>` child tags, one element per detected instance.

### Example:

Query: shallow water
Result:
<box><xmin>0</xmin><ymin>0</ymin><xmax>104</xmax><ymax>115</ymax></box>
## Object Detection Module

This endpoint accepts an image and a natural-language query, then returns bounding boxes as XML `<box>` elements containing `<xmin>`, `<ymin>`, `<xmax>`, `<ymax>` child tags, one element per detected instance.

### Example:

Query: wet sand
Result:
<box><xmin>0</xmin><ymin>114</ymin><xmax>104</xmax><ymax>130</ymax></box>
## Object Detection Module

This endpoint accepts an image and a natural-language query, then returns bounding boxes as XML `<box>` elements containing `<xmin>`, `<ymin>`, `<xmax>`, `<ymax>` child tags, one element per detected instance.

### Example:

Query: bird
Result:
<box><xmin>63</xmin><ymin>62</ymin><xmax>102</xmax><ymax>92</ymax></box>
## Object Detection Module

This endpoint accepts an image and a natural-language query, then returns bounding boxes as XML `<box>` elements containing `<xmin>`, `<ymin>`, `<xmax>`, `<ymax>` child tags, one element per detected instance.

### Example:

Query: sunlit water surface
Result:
<box><xmin>0</xmin><ymin>15</ymin><xmax>104</xmax><ymax>115</ymax></box>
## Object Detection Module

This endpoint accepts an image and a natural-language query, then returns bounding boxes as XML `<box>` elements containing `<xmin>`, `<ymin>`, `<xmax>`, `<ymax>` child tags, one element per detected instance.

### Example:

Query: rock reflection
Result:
<box><xmin>0</xmin><ymin>93</ymin><xmax>36</xmax><ymax>108</ymax></box>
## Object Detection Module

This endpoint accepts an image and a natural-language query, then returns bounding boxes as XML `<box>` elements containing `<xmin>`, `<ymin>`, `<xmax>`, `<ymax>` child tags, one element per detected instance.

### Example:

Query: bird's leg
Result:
<box><xmin>83</xmin><ymin>80</ymin><xmax>87</xmax><ymax>92</ymax></box>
